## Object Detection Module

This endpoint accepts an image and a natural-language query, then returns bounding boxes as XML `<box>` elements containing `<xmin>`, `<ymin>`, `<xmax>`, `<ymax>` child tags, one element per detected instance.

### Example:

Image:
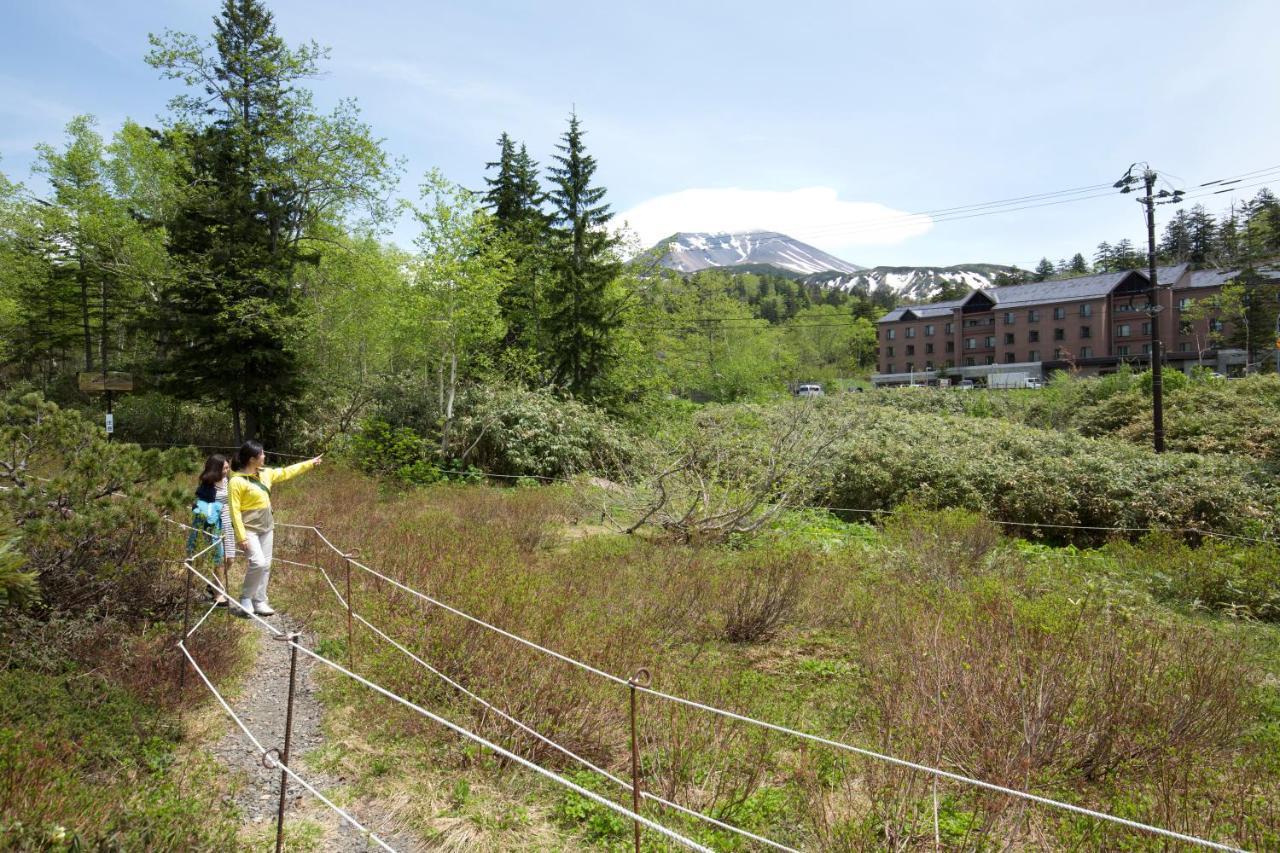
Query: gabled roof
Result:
<box><xmin>877</xmin><ymin>264</ymin><xmax>1191</xmax><ymax>323</ymax></box>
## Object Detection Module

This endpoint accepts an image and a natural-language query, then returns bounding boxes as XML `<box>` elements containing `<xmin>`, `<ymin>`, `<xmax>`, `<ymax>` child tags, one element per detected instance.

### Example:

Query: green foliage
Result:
<box><xmin>346</xmin><ymin>418</ymin><xmax>442</xmax><ymax>485</ymax></box>
<box><xmin>552</xmin><ymin>770</ymin><xmax>629</xmax><ymax>843</ymax></box>
<box><xmin>0</xmin><ymin>524</ymin><xmax>37</xmax><ymax>611</ymax></box>
<box><xmin>0</xmin><ymin>669</ymin><xmax>237</xmax><ymax>850</ymax></box>
<box><xmin>0</xmin><ymin>391</ymin><xmax>191</xmax><ymax>615</ymax></box>
<box><xmin>1104</xmin><ymin>535</ymin><xmax>1280</xmax><ymax>620</ymax></box>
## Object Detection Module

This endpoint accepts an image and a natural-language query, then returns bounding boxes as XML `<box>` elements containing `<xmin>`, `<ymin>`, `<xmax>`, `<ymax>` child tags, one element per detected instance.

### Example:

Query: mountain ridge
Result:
<box><xmin>646</xmin><ymin>230</ymin><xmax>1020</xmax><ymax>300</ymax></box>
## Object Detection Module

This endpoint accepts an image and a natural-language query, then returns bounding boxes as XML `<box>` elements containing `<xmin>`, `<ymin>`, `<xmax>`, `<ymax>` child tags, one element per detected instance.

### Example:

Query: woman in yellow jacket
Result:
<box><xmin>228</xmin><ymin>440</ymin><xmax>322</xmax><ymax>617</ymax></box>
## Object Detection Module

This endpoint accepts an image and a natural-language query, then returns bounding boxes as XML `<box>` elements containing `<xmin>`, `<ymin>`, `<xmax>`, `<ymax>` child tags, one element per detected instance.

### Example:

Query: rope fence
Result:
<box><xmin>278</xmin><ymin>521</ymin><xmax>1248</xmax><ymax>852</ymax></box>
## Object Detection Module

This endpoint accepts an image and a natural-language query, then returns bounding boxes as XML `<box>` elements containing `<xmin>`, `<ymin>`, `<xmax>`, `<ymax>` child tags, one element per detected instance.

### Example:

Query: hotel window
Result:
<box><xmin>925</xmin><ymin>324</ymin><xmax>935</xmax><ymax>336</ymax></box>
<box><xmin>886</xmin><ymin>346</ymin><xmax>894</xmax><ymax>357</ymax></box>
<box><xmin>965</xmin><ymin>357</ymin><xmax>975</xmax><ymax>367</ymax></box>
<box><xmin>1080</xmin><ymin>346</ymin><xmax>1093</xmax><ymax>358</ymax></box>
<box><xmin>1004</xmin><ymin>312</ymin><xmax>1015</xmax><ymax>324</ymax></box>
<box><xmin>1178</xmin><ymin>297</ymin><xmax>1192</xmax><ymax>310</ymax></box>
<box><xmin>1210</xmin><ymin>319</ymin><xmax>1224</xmax><ymax>332</ymax></box>
<box><xmin>1079</xmin><ymin>304</ymin><xmax>1093</xmax><ymax>317</ymax></box>
<box><xmin>1141</xmin><ymin>321</ymin><xmax>1152</xmax><ymax>335</ymax></box>
<box><xmin>1117</xmin><ymin>345</ymin><xmax>1130</xmax><ymax>356</ymax></box>
<box><xmin>925</xmin><ymin>342</ymin><xmax>934</xmax><ymax>354</ymax></box>
<box><xmin>1028</xmin><ymin>330</ymin><xmax>1040</xmax><ymax>343</ymax></box>
<box><xmin>1080</xmin><ymin>326</ymin><xmax>1091</xmax><ymax>339</ymax></box>
<box><xmin>1028</xmin><ymin>309</ymin><xmax>1040</xmax><ymax>322</ymax></box>
<box><xmin>906</xmin><ymin>344</ymin><xmax>915</xmax><ymax>356</ymax></box>
<box><xmin>1005</xmin><ymin>352</ymin><xmax>1016</xmax><ymax>363</ymax></box>
<box><xmin>887</xmin><ymin>329</ymin><xmax>896</xmax><ymax>340</ymax></box>
<box><xmin>925</xmin><ymin>361</ymin><xmax>934</xmax><ymax>370</ymax></box>
<box><xmin>886</xmin><ymin>364</ymin><xmax>894</xmax><ymax>373</ymax></box>
<box><xmin>966</xmin><ymin>338</ymin><xmax>977</xmax><ymax>350</ymax></box>
<box><xmin>1118</xmin><ymin>324</ymin><xmax>1131</xmax><ymax>337</ymax></box>
<box><xmin>946</xmin><ymin>359</ymin><xmax>955</xmax><ymax>368</ymax></box>
<box><xmin>1054</xmin><ymin>328</ymin><xmax>1065</xmax><ymax>341</ymax></box>
<box><xmin>1179</xmin><ymin>320</ymin><xmax>1193</xmax><ymax>335</ymax></box>
<box><xmin>945</xmin><ymin>322</ymin><xmax>954</xmax><ymax>334</ymax></box>
<box><xmin>905</xmin><ymin>363</ymin><xmax>914</xmax><ymax>372</ymax></box>
<box><xmin>946</xmin><ymin>341</ymin><xmax>955</xmax><ymax>353</ymax></box>
<box><xmin>1142</xmin><ymin>343</ymin><xmax>1151</xmax><ymax>355</ymax></box>
<box><xmin>1053</xmin><ymin>348</ymin><xmax>1063</xmax><ymax>359</ymax></box>
<box><xmin>906</xmin><ymin>327</ymin><xmax>916</xmax><ymax>338</ymax></box>
<box><xmin>1004</xmin><ymin>333</ymin><xmax>1015</xmax><ymax>345</ymax></box>
<box><xmin>1028</xmin><ymin>350</ymin><xmax>1039</xmax><ymax>361</ymax></box>
<box><xmin>1179</xmin><ymin>342</ymin><xmax>1191</xmax><ymax>352</ymax></box>
<box><xmin>985</xmin><ymin>355</ymin><xmax>995</xmax><ymax>365</ymax></box>
<box><xmin>985</xmin><ymin>336</ymin><xmax>995</xmax><ymax>348</ymax></box>
<box><xmin>1054</xmin><ymin>306</ymin><xmax>1066</xmax><ymax>320</ymax></box>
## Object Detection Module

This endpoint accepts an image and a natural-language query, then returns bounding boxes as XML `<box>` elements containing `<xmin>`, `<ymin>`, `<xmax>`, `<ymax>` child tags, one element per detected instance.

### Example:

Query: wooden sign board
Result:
<box><xmin>78</xmin><ymin>372</ymin><xmax>133</xmax><ymax>393</ymax></box>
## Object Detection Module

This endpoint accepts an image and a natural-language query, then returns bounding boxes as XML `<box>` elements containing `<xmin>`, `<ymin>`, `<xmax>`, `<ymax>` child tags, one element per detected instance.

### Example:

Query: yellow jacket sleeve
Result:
<box><xmin>228</xmin><ymin>477</ymin><xmax>248</xmax><ymax>543</ymax></box>
<box><xmin>262</xmin><ymin>458</ymin><xmax>318</xmax><ymax>489</ymax></box>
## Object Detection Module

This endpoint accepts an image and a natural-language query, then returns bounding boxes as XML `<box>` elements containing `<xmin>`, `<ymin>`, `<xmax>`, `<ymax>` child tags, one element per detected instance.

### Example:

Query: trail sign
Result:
<box><xmin>78</xmin><ymin>372</ymin><xmax>133</xmax><ymax>393</ymax></box>
<box><xmin>104</xmin><ymin>413</ymin><xmax>114</xmax><ymax>434</ymax></box>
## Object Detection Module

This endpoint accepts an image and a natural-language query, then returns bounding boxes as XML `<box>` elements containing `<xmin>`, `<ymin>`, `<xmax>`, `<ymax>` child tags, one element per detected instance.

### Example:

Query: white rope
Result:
<box><xmin>287</xmin><ymin>638</ymin><xmax>713</xmax><ymax>852</ymax></box>
<box><xmin>186</xmin><ymin>597</ymin><xmax>220</xmax><ymax>638</ymax></box>
<box><xmin>178</xmin><ymin>642</ymin><xmax>395</xmax><ymax>851</ymax></box>
<box><xmin>286</xmin><ymin>524</ymin><xmax>1246</xmax><ymax>852</ymax></box>
<box><xmin>302</xmin><ymin>556</ymin><xmax>797</xmax><ymax>852</ymax></box>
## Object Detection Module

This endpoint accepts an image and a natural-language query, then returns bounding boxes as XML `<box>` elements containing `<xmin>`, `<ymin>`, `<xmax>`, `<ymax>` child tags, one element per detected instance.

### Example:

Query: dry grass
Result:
<box><xmin>259</xmin><ymin>467</ymin><xmax>1280</xmax><ymax>850</ymax></box>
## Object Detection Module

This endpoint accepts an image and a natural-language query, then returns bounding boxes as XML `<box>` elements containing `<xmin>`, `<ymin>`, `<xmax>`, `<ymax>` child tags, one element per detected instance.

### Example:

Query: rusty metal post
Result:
<box><xmin>628</xmin><ymin>668</ymin><xmax>651</xmax><ymax>853</ymax></box>
<box><xmin>344</xmin><ymin>556</ymin><xmax>355</xmax><ymax>670</ymax></box>
<box><xmin>179</xmin><ymin>561</ymin><xmax>193</xmax><ymax>689</ymax></box>
<box><xmin>274</xmin><ymin>632</ymin><xmax>301</xmax><ymax>853</ymax></box>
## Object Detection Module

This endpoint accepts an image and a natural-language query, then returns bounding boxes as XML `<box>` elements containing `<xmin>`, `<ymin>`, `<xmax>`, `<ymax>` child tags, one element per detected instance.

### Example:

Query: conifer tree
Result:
<box><xmin>1069</xmin><ymin>253</ymin><xmax>1089</xmax><ymax>275</ymax></box>
<box><xmin>543</xmin><ymin>112</ymin><xmax>620</xmax><ymax>398</ymax></box>
<box><xmin>1186</xmin><ymin>204</ymin><xmax>1217</xmax><ymax>264</ymax></box>
<box><xmin>1160</xmin><ymin>208</ymin><xmax>1191</xmax><ymax>261</ymax></box>
<box><xmin>146</xmin><ymin>0</ymin><xmax>394</xmax><ymax>440</ymax></box>
<box><xmin>484</xmin><ymin>133</ymin><xmax>549</xmax><ymax>355</ymax></box>
<box><xmin>1093</xmin><ymin>242</ymin><xmax>1114</xmax><ymax>272</ymax></box>
<box><xmin>1033</xmin><ymin>257</ymin><xmax>1056</xmax><ymax>281</ymax></box>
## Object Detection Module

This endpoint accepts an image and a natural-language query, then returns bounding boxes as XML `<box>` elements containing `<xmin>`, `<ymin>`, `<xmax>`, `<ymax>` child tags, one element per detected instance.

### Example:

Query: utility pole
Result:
<box><xmin>1114</xmin><ymin>164</ymin><xmax>1183</xmax><ymax>453</ymax></box>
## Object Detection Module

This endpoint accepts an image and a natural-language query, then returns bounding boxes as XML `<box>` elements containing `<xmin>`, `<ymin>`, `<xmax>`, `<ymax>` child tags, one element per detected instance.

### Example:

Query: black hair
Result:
<box><xmin>199</xmin><ymin>453</ymin><xmax>228</xmax><ymax>487</ymax></box>
<box><xmin>233</xmin><ymin>440</ymin><xmax>265</xmax><ymax>471</ymax></box>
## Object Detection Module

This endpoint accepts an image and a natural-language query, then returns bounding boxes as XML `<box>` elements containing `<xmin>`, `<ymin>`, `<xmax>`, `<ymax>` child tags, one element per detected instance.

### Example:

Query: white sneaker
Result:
<box><xmin>253</xmin><ymin>601</ymin><xmax>276</xmax><ymax>616</ymax></box>
<box><xmin>235</xmin><ymin>598</ymin><xmax>253</xmax><ymax>618</ymax></box>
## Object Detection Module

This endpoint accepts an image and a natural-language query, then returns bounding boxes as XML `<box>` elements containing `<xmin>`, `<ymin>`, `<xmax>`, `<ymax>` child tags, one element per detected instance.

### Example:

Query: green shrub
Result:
<box><xmin>815</xmin><ymin>402</ymin><xmax>1278</xmax><ymax>544</ymax></box>
<box><xmin>456</xmin><ymin>383</ymin><xmax>633</xmax><ymax>479</ymax></box>
<box><xmin>1104</xmin><ymin>535</ymin><xmax>1280</xmax><ymax>620</ymax></box>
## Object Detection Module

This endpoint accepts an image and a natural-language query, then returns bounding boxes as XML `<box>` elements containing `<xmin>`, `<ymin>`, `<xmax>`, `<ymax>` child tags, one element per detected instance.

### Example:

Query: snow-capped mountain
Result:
<box><xmin>646</xmin><ymin>230</ymin><xmax>1019</xmax><ymax>301</ymax></box>
<box><xmin>806</xmin><ymin>264</ymin><xmax>1017</xmax><ymax>301</ymax></box>
<box><xmin>656</xmin><ymin>231</ymin><xmax>865</xmax><ymax>276</ymax></box>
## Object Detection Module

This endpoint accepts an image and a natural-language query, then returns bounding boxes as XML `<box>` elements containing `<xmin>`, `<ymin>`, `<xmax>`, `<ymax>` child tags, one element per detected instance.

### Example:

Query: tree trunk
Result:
<box><xmin>439</xmin><ymin>351</ymin><xmax>457</xmax><ymax>460</ymax></box>
<box><xmin>231</xmin><ymin>399</ymin><xmax>244</xmax><ymax>445</ymax></box>
<box><xmin>77</xmin><ymin>254</ymin><xmax>93</xmax><ymax>372</ymax></box>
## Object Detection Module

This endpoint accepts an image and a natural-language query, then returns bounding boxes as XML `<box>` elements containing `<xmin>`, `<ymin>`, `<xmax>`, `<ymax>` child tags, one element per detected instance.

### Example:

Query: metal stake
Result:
<box><xmin>344</xmin><ymin>556</ymin><xmax>355</xmax><ymax>670</ymax></box>
<box><xmin>628</xmin><ymin>668</ymin><xmax>652</xmax><ymax>853</ymax></box>
<box><xmin>179</xmin><ymin>560</ymin><xmax>193</xmax><ymax>689</ymax></box>
<box><xmin>274</xmin><ymin>632</ymin><xmax>301</xmax><ymax>853</ymax></box>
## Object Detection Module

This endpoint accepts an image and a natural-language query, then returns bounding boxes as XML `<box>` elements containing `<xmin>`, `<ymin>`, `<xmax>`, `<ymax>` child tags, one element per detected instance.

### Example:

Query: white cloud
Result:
<box><xmin>617</xmin><ymin>186</ymin><xmax>932</xmax><ymax>252</ymax></box>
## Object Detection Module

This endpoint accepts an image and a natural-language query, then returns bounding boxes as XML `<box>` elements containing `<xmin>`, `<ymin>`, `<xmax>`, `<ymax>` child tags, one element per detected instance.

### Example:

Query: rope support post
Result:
<box><xmin>629</xmin><ymin>668</ymin><xmax>652</xmax><ymax>853</ymax></box>
<box><xmin>179</xmin><ymin>560</ymin><xmax>193</xmax><ymax>690</ymax></box>
<box><xmin>344</xmin><ymin>556</ymin><xmax>355</xmax><ymax>670</ymax></box>
<box><xmin>274</xmin><ymin>631</ymin><xmax>301</xmax><ymax>853</ymax></box>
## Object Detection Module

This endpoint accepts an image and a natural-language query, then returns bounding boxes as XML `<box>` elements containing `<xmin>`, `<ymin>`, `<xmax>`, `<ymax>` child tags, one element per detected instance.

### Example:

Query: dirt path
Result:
<box><xmin>207</xmin><ymin>613</ymin><xmax>421</xmax><ymax>851</ymax></box>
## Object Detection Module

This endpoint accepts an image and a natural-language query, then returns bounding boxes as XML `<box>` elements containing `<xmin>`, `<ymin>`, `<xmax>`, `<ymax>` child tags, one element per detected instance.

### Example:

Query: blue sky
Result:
<box><xmin>4</xmin><ymin>0</ymin><xmax>1279</xmax><ymax>268</ymax></box>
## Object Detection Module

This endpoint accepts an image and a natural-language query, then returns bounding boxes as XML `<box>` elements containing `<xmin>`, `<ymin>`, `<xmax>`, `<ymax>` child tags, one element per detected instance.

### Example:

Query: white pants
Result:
<box><xmin>240</xmin><ymin>528</ymin><xmax>274</xmax><ymax>602</ymax></box>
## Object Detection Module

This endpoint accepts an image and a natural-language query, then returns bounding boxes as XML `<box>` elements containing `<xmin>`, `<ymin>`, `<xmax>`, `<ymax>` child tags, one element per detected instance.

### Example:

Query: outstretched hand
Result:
<box><xmin>312</xmin><ymin>454</ymin><xmax>324</xmax><ymax>466</ymax></box>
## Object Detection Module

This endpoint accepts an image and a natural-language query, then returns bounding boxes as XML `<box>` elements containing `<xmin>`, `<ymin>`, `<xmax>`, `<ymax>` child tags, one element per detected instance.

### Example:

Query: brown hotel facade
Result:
<box><xmin>872</xmin><ymin>264</ymin><xmax>1245</xmax><ymax>385</ymax></box>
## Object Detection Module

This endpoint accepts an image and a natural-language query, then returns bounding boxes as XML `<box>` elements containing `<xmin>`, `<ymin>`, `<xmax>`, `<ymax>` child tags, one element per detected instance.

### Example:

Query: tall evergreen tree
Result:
<box><xmin>1093</xmin><ymin>242</ymin><xmax>1114</xmax><ymax>272</ymax></box>
<box><xmin>1033</xmin><ymin>257</ymin><xmax>1056</xmax><ymax>282</ymax></box>
<box><xmin>1186</xmin><ymin>204</ymin><xmax>1217</xmax><ymax>264</ymax></box>
<box><xmin>146</xmin><ymin>0</ymin><xmax>394</xmax><ymax>440</ymax></box>
<box><xmin>1069</xmin><ymin>253</ymin><xmax>1090</xmax><ymax>275</ymax></box>
<box><xmin>1160</xmin><ymin>208</ymin><xmax>1191</xmax><ymax>261</ymax></box>
<box><xmin>543</xmin><ymin>112</ymin><xmax>620</xmax><ymax>398</ymax></box>
<box><xmin>484</xmin><ymin>133</ymin><xmax>548</xmax><ymax>355</ymax></box>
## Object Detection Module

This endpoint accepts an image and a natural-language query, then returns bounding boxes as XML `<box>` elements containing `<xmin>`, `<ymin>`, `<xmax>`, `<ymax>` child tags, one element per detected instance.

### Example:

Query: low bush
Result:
<box><xmin>819</xmin><ymin>403</ymin><xmax>1278</xmax><ymax>544</ymax></box>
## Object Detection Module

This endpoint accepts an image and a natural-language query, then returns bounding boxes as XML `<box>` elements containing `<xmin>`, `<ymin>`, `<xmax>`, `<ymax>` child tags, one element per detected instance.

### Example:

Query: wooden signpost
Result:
<box><xmin>78</xmin><ymin>372</ymin><xmax>133</xmax><ymax>438</ymax></box>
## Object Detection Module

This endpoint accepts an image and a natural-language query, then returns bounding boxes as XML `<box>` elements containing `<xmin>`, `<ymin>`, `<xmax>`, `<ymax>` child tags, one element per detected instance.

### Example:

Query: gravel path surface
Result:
<box><xmin>207</xmin><ymin>612</ymin><xmax>420</xmax><ymax>851</ymax></box>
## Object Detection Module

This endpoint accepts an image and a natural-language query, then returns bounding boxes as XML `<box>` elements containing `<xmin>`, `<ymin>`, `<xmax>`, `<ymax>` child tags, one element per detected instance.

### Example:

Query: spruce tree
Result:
<box><xmin>1033</xmin><ymin>257</ymin><xmax>1056</xmax><ymax>281</ymax></box>
<box><xmin>1160</xmin><ymin>208</ymin><xmax>1191</xmax><ymax>261</ymax></box>
<box><xmin>544</xmin><ymin>112</ymin><xmax>620</xmax><ymax>398</ymax></box>
<box><xmin>1186</xmin><ymin>204</ymin><xmax>1217</xmax><ymax>264</ymax></box>
<box><xmin>484</xmin><ymin>133</ymin><xmax>549</xmax><ymax>355</ymax></box>
<box><xmin>1093</xmin><ymin>242</ymin><xmax>1114</xmax><ymax>272</ymax></box>
<box><xmin>146</xmin><ymin>0</ymin><xmax>394</xmax><ymax>440</ymax></box>
<box><xmin>1069</xmin><ymin>253</ymin><xmax>1089</xmax><ymax>275</ymax></box>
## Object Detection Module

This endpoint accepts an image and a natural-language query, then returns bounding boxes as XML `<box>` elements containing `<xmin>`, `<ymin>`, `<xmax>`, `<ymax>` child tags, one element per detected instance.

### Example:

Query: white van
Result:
<box><xmin>795</xmin><ymin>383</ymin><xmax>824</xmax><ymax>397</ymax></box>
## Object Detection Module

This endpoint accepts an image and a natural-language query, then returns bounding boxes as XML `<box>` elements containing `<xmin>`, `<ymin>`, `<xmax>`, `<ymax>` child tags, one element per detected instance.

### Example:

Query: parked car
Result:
<box><xmin>956</xmin><ymin>379</ymin><xmax>976</xmax><ymax>390</ymax></box>
<box><xmin>795</xmin><ymin>383</ymin><xmax>824</xmax><ymax>397</ymax></box>
<box><xmin>1025</xmin><ymin>379</ymin><xmax>1044</xmax><ymax>389</ymax></box>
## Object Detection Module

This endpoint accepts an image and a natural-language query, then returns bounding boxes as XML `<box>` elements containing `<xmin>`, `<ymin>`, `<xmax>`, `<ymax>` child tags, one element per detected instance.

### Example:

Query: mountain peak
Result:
<box><xmin>657</xmin><ymin>230</ymin><xmax>864</xmax><ymax>276</ymax></box>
